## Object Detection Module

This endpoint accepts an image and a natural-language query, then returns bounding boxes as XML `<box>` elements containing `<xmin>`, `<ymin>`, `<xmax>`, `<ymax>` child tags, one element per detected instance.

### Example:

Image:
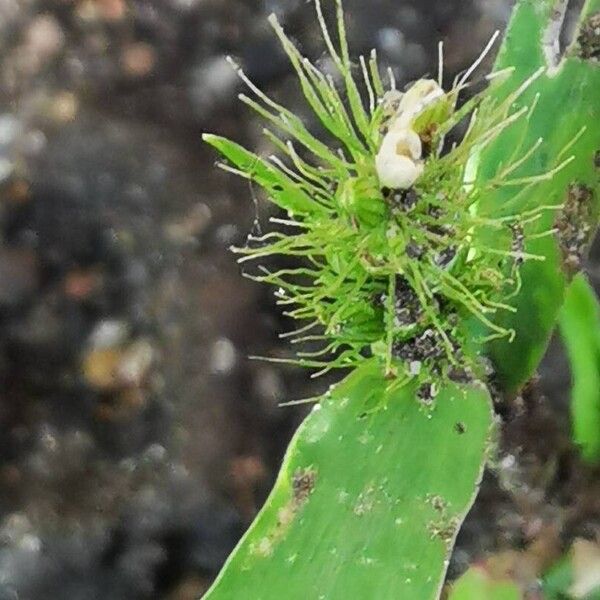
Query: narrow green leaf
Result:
<box><xmin>543</xmin><ymin>556</ymin><xmax>575</xmax><ymax>600</ymax></box>
<box><xmin>238</xmin><ymin>92</ymin><xmax>351</xmax><ymax>172</ymax></box>
<box><xmin>448</xmin><ymin>567</ymin><xmax>521</xmax><ymax>600</ymax></box>
<box><xmin>559</xmin><ymin>273</ymin><xmax>600</xmax><ymax>462</ymax></box>
<box><xmin>268</xmin><ymin>14</ymin><xmax>368</xmax><ymax>160</ymax></box>
<box><xmin>205</xmin><ymin>361</ymin><xmax>492</xmax><ymax>600</ymax></box>
<box><xmin>202</xmin><ymin>134</ymin><xmax>327</xmax><ymax>216</ymax></box>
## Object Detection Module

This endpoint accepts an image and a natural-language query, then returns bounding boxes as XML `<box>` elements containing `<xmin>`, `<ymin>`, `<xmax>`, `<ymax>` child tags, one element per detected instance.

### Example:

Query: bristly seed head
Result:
<box><xmin>203</xmin><ymin>0</ymin><xmax>573</xmax><ymax>383</ymax></box>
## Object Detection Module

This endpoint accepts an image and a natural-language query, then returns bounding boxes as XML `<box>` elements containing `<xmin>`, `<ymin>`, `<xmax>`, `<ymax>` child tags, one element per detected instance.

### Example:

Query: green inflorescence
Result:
<box><xmin>203</xmin><ymin>0</ymin><xmax>576</xmax><ymax>398</ymax></box>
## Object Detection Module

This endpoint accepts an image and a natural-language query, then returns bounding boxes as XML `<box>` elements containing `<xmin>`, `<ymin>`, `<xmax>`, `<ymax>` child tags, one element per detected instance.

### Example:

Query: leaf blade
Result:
<box><xmin>559</xmin><ymin>273</ymin><xmax>600</xmax><ymax>462</ymax></box>
<box><xmin>205</xmin><ymin>361</ymin><xmax>492</xmax><ymax>600</ymax></box>
<box><xmin>474</xmin><ymin>0</ymin><xmax>600</xmax><ymax>392</ymax></box>
<box><xmin>448</xmin><ymin>567</ymin><xmax>521</xmax><ymax>600</ymax></box>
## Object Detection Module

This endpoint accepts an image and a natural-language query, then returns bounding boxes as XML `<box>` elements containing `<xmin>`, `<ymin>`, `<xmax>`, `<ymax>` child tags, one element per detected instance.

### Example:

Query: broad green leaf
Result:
<box><xmin>476</xmin><ymin>0</ymin><xmax>600</xmax><ymax>393</ymax></box>
<box><xmin>559</xmin><ymin>273</ymin><xmax>600</xmax><ymax>462</ymax></box>
<box><xmin>205</xmin><ymin>361</ymin><xmax>492</xmax><ymax>600</ymax></box>
<box><xmin>448</xmin><ymin>567</ymin><xmax>521</xmax><ymax>600</ymax></box>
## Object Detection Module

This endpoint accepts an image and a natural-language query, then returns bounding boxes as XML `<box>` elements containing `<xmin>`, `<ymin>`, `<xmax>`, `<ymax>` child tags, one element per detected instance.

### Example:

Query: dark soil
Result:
<box><xmin>1</xmin><ymin>0</ymin><xmax>599</xmax><ymax>598</ymax></box>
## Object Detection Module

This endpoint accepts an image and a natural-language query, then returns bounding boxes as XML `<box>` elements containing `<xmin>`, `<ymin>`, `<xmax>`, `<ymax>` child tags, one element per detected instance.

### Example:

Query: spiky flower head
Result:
<box><xmin>203</xmin><ymin>0</ymin><xmax>573</xmax><ymax>395</ymax></box>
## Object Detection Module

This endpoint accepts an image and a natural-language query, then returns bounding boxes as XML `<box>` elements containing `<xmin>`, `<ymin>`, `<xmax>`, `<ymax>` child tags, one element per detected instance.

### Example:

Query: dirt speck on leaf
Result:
<box><xmin>454</xmin><ymin>421</ymin><xmax>467</xmax><ymax>435</ymax></box>
<box><xmin>428</xmin><ymin>516</ymin><xmax>461</xmax><ymax>548</ymax></box>
<box><xmin>354</xmin><ymin>484</ymin><xmax>377</xmax><ymax>516</ymax></box>
<box><xmin>250</xmin><ymin>468</ymin><xmax>317</xmax><ymax>559</ymax></box>
<box><xmin>577</xmin><ymin>12</ymin><xmax>600</xmax><ymax>60</ymax></box>
<box><xmin>292</xmin><ymin>468</ymin><xmax>317</xmax><ymax>505</ymax></box>
<box><xmin>554</xmin><ymin>183</ymin><xmax>595</xmax><ymax>277</ymax></box>
<box><xmin>426</xmin><ymin>494</ymin><xmax>449</xmax><ymax>513</ymax></box>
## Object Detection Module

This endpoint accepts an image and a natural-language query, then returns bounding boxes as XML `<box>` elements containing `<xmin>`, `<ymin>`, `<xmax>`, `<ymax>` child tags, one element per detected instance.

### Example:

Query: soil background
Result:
<box><xmin>0</xmin><ymin>1</ymin><xmax>598</xmax><ymax>598</ymax></box>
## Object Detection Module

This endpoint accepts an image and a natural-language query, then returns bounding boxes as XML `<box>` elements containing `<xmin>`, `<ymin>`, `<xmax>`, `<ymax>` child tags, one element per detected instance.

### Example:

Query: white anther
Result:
<box><xmin>375</xmin><ymin>128</ymin><xmax>424</xmax><ymax>189</ymax></box>
<box><xmin>391</xmin><ymin>79</ymin><xmax>445</xmax><ymax>130</ymax></box>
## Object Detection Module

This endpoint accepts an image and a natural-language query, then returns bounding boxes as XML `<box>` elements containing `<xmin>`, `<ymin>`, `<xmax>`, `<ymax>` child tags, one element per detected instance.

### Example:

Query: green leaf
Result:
<box><xmin>448</xmin><ymin>567</ymin><xmax>521</xmax><ymax>600</ymax></box>
<box><xmin>205</xmin><ymin>361</ymin><xmax>492</xmax><ymax>599</ymax></box>
<box><xmin>202</xmin><ymin>134</ymin><xmax>326</xmax><ymax>216</ymax></box>
<box><xmin>543</xmin><ymin>540</ymin><xmax>600</xmax><ymax>600</ymax></box>
<box><xmin>559</xmin><ymin>273</ymin><xmax>600</xmax><ymax>462</ymax></box>
<box><xmin>475</xmin><ymin>0</ymin><xmax>600</xmax><ymax>393</ymax></box>
<box><xmin>544</xmin><ymin>555</ymin><xmax>576</xmax><ymax>600</ymax></box>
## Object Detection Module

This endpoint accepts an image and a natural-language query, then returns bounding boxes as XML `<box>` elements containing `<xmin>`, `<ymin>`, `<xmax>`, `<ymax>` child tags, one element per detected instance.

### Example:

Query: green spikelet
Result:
<box><xmin>203</xmin><ymin>0</ymin><xmax>576</xmax><ymax>396</ymax></box>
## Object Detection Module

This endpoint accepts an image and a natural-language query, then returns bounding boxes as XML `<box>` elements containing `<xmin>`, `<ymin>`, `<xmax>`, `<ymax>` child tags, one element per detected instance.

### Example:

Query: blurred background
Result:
<box><xmin>0</xmin><ymin>0</ymin><xmax>599</xmax><ymax>598</ymax></box>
